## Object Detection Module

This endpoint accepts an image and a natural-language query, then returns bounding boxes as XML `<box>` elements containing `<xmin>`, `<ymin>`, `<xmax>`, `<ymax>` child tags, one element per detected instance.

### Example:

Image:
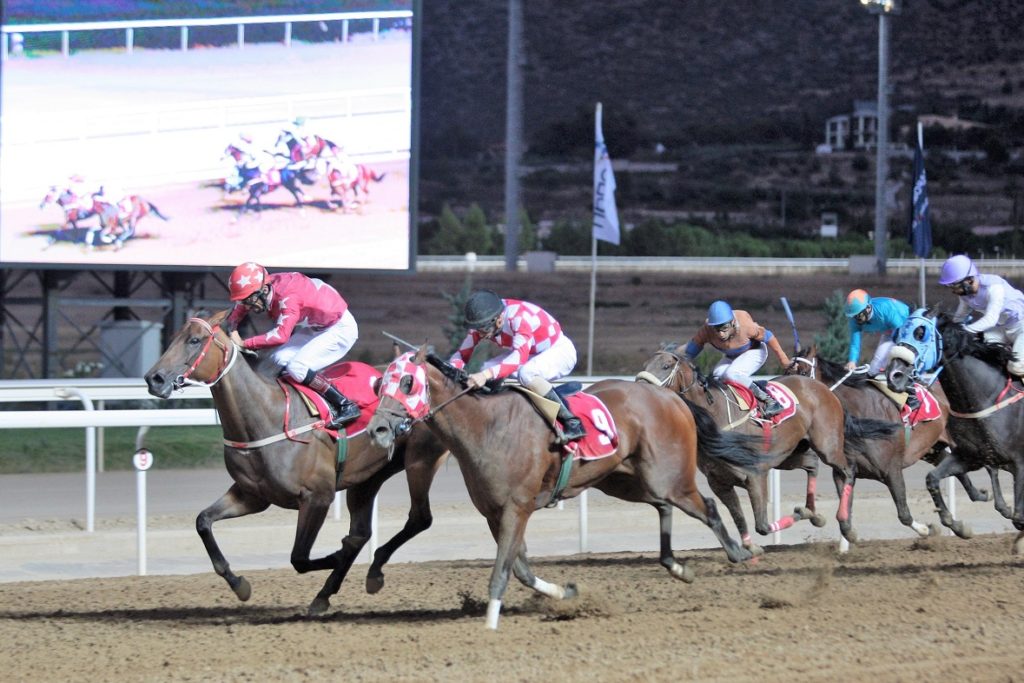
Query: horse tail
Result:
<box><xmin>681</xmin><ymin>397</ymin><xmax>768</xmax><ymax>471</ymax></box>
<box><xmin>842</xmin><ymin>411</ymin><xmax>899</xmax><ymax>456</ymax></box>
<box><xmin>371</xmin><ymin>170</ymin><xmax>386</xmax><ymax>182</ymax></box>
<box><xmin>147</xmin><ymin>202</ymin><xmax>170</xmax><ymax>221</ymax></box>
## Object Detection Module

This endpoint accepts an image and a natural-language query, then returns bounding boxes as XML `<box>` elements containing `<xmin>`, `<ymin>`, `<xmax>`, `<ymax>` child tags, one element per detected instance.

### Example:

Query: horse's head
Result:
<box><xmin>636</xmin><ymin>343</ymin><xmax>698</xmax><ymax>393</ymax></box>
<box><xmin>145</xmin><ymin>311</ymin><xmax>235</xmax><ymax>398</ymax></box>
<box><xmin>369</xmin><ymin>347</ymin><xmax>431</xmax><ymax>450</ymax></box>
<box><xmin>886</xmin><ymin>308</ymin><xmax>942</xmax><ymax>393</ymax></box>
<box><xmin>223</xmin><ymin>144</ymin><xmax>244</xmax><ymax>162</ymax></box>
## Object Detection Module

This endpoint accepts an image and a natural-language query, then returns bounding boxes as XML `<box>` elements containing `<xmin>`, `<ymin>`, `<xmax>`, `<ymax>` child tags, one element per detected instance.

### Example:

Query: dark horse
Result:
<box><xmin>784</xmin><ymin>345</ymin><xmax>992</xmax><ymax>541</ymax></box>
<box><xmin>143</xmin><ymin>311</ymin><xmax>450</xmax><ymax>614</ymax></box>
<box><xmin>235</xmin><ymin>165</ymin><xmax>306</xmax><ymax>218</ymax></box>
<box><xmin>369</xmin><ymin>348</ymin><xmax>771</xmax><ymax>629</ymax></box>
<box><xmin>638</xmin><ymin>344</ymin><xmax>873</xmax><ymax>549</ymax></box>
<box><xmin>886</xmin><ymin>309</ymin><xmax>1024</xmax><ymax>553</ymax></box>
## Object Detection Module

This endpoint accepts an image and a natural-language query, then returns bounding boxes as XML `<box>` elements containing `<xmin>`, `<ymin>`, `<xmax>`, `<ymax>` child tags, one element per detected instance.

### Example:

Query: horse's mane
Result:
<box><xmin>937</xmin><ymin>312</ymin><xmax>1016</xmax><ymax>368</ymax></box>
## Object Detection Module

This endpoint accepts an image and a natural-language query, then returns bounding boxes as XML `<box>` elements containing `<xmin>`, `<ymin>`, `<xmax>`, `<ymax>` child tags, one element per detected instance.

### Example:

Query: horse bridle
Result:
<box><xmin>174</xmin><ymin>317</ymin><xmax>239</xmax><ymax>390</ymax></box>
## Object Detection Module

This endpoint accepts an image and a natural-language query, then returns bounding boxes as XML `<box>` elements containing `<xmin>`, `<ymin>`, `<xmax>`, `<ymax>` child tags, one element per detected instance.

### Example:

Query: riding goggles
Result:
<box><xmin>947</xmin><ymin>276</ymin><xmax>975</xmax><ymax>296</ymax></box>
<box><xmin>854</xmin><ymin>307</ymin><xmax>872</xmax><ymax>325</ymax></box>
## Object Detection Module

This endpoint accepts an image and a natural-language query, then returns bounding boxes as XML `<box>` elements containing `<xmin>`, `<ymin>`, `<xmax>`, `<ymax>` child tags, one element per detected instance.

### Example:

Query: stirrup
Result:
<box><xmin>760</xmin><ymin>401</ymin><xmax>783</xmax><ymax>418</ymax></box>
<box><xmin>560</xmin><ymin>418</ymin><xmax>586</xmax><ymax>442</ymax></box>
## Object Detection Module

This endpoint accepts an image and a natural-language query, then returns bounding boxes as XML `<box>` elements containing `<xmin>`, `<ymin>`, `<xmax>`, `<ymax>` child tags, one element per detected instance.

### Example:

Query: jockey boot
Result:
<box><xmin>905</xmin><ymin>387</ymin><xmax>922</xmax><ymax>412</ymax></box>
<box><xmin>304</xmin><ymin>371</ymin><xmax>361</xmax><ymax>429</ymax></box>
<box><xmin>749</xmin><ymin>382</ymin><xmax>783</xmax><ymax>418</ymax></box>
<box><xmin>544</xmin><ymin>389</ymin><xmax>586</xmax><ymax>442</ymax></box>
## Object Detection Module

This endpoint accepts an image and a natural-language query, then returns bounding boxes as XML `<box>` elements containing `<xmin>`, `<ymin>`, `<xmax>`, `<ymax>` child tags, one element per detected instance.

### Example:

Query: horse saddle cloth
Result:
<box><xmin>866</xmin><ymin>378</ymin><xmax>942</xmax><ymax>425</ymax></box>
<box><xmin>723</xmin><ymin>380</ymin><xmax>799</xmax><ymax>425</ymax></box>
<box><xmin>511</xmin><ymin>384</ymin><xmax>618</xmax><ymax>460</ymax></box>
<box><xmin>290</xmin><ymin>361</ymin><xmax>382</xmax><ymax>438</ymax></box>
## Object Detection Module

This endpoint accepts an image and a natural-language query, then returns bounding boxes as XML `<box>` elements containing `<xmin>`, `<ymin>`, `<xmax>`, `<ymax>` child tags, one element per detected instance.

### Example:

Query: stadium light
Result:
<box><xmin>861</xmin><ymin>0</ymin><xmax>900</xmax><ymax>274</ymax></box>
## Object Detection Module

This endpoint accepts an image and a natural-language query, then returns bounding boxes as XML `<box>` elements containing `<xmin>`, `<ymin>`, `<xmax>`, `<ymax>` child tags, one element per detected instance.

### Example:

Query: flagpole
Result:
<box><xmin>917</xmin><ymin>121</ymin><xmax>926</xmax><ymax>307</ymax></box>
<box><xmin>587</xmin><ymin>231</ymin><xmax>597</xmax><ymax>376</ymax></box>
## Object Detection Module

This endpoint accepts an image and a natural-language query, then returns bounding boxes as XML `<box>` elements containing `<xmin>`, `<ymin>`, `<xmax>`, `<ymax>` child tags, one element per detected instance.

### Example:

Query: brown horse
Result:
<box><xmin>638</xmin><ymin>344</ymin><xmax>867</xmax><ymax>550</ymax></box>
<box><xmin>143</xmin><ymin>311</ymin><xmax>449</xmax><ymax>615</ymax></box>
<box><xmin>784</xmin><ymin>345</ymin><xmax>990</xmax><ymax>541</ymax></box>
<box><xmin>368</xmin><ymin>348</ymin><xmax>769</xmax><ymax>629</ymax></box>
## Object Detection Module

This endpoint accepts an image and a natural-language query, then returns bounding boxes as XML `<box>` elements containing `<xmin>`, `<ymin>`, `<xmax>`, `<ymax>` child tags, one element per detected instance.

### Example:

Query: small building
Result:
<box><xmin>824</xmin><ymin>100</ymin><xmax>878</xmax><ymax>151</ymax></box>
<box><xmin>820</xmin><ymin>211</ymin><xmax>838</xmax><ymax>238</ymax></box>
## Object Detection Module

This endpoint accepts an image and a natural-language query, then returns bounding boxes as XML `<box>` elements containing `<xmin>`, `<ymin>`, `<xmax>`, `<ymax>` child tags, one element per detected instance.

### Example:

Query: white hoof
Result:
<box><xmin>910</xmin><ymin>520</ymin><xmax>930</xmax><ymax>537</ymax></box>
<box><xmin>531</xmin><ymin>577</ymin><xmax>565</xmax><ymax>600</ymax></box>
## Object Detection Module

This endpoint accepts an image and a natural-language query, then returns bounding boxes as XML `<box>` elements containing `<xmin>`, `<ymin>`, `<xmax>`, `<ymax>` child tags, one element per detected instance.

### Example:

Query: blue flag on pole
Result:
<box><xmin>593</xmin><ymin>103</ymin><xmax>620</xmax><ymax>245</ymax></box>
<box><xmin>908</xmin><ymin>140</ymin><xmax>932</xmax><ymax>258</ymax></box>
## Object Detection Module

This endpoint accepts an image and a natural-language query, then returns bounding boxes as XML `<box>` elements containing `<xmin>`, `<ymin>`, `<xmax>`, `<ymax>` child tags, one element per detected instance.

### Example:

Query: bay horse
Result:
<box><xmin>40</xmin><ymin>185</ymin><xmax>96</xmax><ymax>231</ymax></box>
<box><xmin>143</xmin><ymin>311</ymin><xmax>450</xmax><ymax>614</ymax></box>
<box><xmin>326</xmin><ymin>160</ymin><xmax>386</xmax><ymax>210</ymax></box>
<box><xmin>369</xmin><ymin>348</ymin><xmax>769</xmax><ymax>629</ymax></box>
<box><xmin>784</xmin><ymin>345</ymin><xmax>996</xmax><ymax>541</ymax></box>
<box><xmin>638</xmin><ymin>344</ymin><xmax>868</xmax><ymax>550</ymax></box>
<box><xmin>275</xmin><ymin>130</ymin><xmax>341</xmax><ymax>168</ymax></box>
<box><xmin>886</xmin><ymin>309</ymin><xmax>1024</xmax><ymax>553</ymax></box>
<box><xmin>89</xmin><ymin>194</ymin><xmax>169</xmax><ymax>248</ymax></box>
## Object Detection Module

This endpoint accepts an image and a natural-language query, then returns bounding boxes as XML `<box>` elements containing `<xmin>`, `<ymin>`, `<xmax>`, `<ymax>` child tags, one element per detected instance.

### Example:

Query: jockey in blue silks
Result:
<box><xmin>844</xmin><ymin>289</ymin><xmax>920</xmax><ymax>408</ymax></box>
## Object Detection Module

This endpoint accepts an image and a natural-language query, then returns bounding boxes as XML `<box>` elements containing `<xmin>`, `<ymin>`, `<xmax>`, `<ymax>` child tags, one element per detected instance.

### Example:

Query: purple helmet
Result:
<box><xmin>938</xmin><ymin>255</ymin><xmax>978</xmax><ymax>286</ymax></box>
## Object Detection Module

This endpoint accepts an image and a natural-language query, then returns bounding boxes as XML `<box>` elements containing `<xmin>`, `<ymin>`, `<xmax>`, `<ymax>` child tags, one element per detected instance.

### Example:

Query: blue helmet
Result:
<box><xmin>707</xmin><ymin>300</ymin><xmax>734</xmax><ymax>326</ymax></box>
<box><xmin>844</xmin><ymin>289</ymin><xmax>871</xmax><ymax>318</ymax></box>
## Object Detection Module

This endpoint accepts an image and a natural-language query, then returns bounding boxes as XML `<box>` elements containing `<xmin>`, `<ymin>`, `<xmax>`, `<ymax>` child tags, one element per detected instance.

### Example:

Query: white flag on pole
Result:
<box><xmin>593</xmin><ymin>103</ymin><xmax>620</xmax><ymax>245</ymax></box>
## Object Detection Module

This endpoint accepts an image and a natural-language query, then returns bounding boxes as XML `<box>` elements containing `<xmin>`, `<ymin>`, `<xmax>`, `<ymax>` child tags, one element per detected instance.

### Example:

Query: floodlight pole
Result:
<box><xmin>504</xmin><ymin>0</ymin><xmax>523</xmax><ymax>272</ymax></box>
<box><xmin>864</xmin><ymin>0</ymin><xmax>899</xmax><ymax>275</ymax></box>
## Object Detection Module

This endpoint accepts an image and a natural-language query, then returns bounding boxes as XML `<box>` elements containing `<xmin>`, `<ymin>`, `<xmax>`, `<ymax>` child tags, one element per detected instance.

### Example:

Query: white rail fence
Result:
<box><xmin>1</xmin><ymin>10</ymin><xmax>413</xmax><ymax>60</ymax></box>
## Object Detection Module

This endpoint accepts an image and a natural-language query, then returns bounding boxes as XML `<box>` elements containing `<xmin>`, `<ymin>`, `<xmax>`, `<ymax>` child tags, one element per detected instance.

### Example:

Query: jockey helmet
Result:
<box><xmin>293</xmin><ymin>116</ymin><xmax>307</xmax><ymax>127</ymax></box>
<box><xmin>844</xmin><ymin>289</ymin><xmax>871</xmax><ymax>318</ymax></box>
<box><xmin>938</xmin><ymin>254</ymin><xmax>978</xmax><ymax>286</ymax></box>
<box><xmin>464</xmin><ymin>290</ymin><xmax>504</xmax><ymax>330</ymax></box>
<box><xmin>706</xmin><ymin>300</ymin><xmax>734</xmax><ymax>326</ymax></box>
<box><xmin>229</xmin><ymin>262</ymin><xmax>269</xmax><ymax>301</ymax></box>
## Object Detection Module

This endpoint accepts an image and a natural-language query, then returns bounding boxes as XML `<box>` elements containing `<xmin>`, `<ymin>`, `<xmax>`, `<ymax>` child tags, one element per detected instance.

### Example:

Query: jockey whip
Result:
<box><xmin>780</xmin><ymin>297</ymin><xmax>800</xmax><ymax>355</ymax></box>
<box><xmin>382</xmin><ymin>331</ymin><xmax>423</xmax><ymax>352</ymax></box>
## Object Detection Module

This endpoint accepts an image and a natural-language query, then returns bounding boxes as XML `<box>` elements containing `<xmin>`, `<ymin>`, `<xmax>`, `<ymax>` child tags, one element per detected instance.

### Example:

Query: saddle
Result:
<box><xmin>289</xmin><ymin>361</ymin><xmax>382</xmax><ymax>438</ymax></box>
<box><xmin>721</xmin><ymin>380</ymin><xmax>799</xmax><ymax>425</ymax></box>
<box><xmin>866</xmin><ymin>378</ymin><xmax>942</xmax><ymax>426</ymax></box>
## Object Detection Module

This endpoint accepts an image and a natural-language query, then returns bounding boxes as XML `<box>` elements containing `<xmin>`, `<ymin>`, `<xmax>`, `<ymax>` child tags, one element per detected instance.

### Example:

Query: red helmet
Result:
<box><xmin>229</xmin><ymin>262</ymin><xmax>269</xmax><ymax>301</ymax></box>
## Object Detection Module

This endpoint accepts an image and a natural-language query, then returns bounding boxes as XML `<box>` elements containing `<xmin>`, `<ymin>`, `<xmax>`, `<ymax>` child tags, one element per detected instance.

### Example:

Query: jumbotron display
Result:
<box><xmin>0</xmin><ymin>3</ymin><xmax>416</xmax><ymax>272</ymax></box>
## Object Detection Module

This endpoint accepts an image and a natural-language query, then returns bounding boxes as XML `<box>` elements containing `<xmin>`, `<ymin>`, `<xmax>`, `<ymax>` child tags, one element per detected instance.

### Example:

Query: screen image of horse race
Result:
<box><xmin>0</xmin><ymin>6</ymin><xmax>414</xmax><ymax>271</ymax></box>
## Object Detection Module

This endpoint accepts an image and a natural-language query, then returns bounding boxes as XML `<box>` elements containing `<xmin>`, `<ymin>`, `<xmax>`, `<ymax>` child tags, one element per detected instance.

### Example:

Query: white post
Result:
<box><xmin>586</xmin><ymin>234</ymin><xmax>597</xmax><ymax>376</ymax></box>
<box><xmin>578</xmin><ymin>490</ymin><xmax>589</xmax><ymax>553</ymax></box>
<box><xmin>56</xmin><ymin>388</ymin><xmax>96</xmax><ymax>532</ymax></box>
<box><xmin>771</xmin><ymin>469</ymin><xmax>781</xmax><ymax>545</ymax></box>
<box><xmin>132</xmin><ymin>448</ymin><xmax>154</xmax><ymax>576</ymax></box>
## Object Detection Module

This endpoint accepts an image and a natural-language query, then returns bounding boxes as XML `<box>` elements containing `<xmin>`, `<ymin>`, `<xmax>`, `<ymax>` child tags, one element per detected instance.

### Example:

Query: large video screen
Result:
<box><xmin>1</xmin><ymin>3</ymin><xmax>416</xmax><ymax>272</ymax></box>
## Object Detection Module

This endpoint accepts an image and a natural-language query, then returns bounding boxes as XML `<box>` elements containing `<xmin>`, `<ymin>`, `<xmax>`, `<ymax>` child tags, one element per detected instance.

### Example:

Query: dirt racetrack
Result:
<box><xmin>1</xmin><ymin>532</ymin><xmax>1021</xmax><ymax>682</ymax></box>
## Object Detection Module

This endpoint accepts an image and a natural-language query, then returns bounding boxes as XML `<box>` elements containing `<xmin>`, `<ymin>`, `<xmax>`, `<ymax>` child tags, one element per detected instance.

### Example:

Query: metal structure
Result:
<box><xmin>862</xmin><ymin>0</ymin><xmax>901</xmax><ymax>275</ymax></box>
<box><xmin>503</xmin><ymin>0</ymin><xmax>524</xmax><ymax>271</ymax></box>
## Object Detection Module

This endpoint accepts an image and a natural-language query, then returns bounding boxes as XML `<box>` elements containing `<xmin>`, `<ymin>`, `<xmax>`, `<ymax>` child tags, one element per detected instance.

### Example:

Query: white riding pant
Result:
<box><xmin>482</xmin><ymin>333</ymin><xmax>578</xmax><ymax>394</ymax></box>
<box><xmin>272</xmin><ymin>309</ymin><xmax>359</xmax><ymax>382</ymax></box>
<box><xmin>981</xmin><ymin>323</ymin><xmax>1024</xmax><ymax>376</ymax></box>
<box><xmin>868</xmin><ymin>339</ymin><xmax>896</xmax><ymax>375</ymax></box>
<box><xmin>712</xmin><ymin>346</ymin><xmax>768</xmax><ymax>388</ymax></box>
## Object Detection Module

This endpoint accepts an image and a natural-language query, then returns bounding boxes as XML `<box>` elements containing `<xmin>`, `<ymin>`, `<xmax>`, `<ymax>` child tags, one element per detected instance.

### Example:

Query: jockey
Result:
<box><xmin>844</xmin><ymin>289</ymin><xmax>920</xmax><ymax>408</ymax></box>
<box><xmin>939</xmin><ymin>254</ymin><xmax>1024</xmax><ymax>376</ymax></box>
<box><xmin>683</xmin><ymin>300</ymin><xmax>791</xmax><ymax>418</ymax></box>
<box><xmin>225</xmin><ymin>262</ymin><xmax>361</xmax><ymax>428</ymax></box>
<box><xmin>449</xmin><ymin>289</ymin><xmax>585</xmax><ymax>442</ymax></box>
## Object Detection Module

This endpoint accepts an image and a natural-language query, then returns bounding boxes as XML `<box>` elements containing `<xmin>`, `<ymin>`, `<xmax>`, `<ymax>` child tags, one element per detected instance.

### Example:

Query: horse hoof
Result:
<box><xmin>927</xmin><ymin>523</ymin><xmax>941</xmax><ymax>537</ymax></box>
<box><xmin>365</xmin><ymin>573</ymin><xmax>384</xmax><ymax>595</ymax></box>
<box><xmin>669</xmin><ymin>562</ymin><xmax>696</xmax><ymax>583</ymax></box>
<box><xmin>745</xmin><ymin>543</ymin><xmax>765</xmax><ymax>557</ymax></box>
<box><xmin>1013</xmin><ymin>534</ymin><xmax>1024</xmax><ymax>556</ymax></box>
<box><xmin>563</xmin><ymin>582</ymin><xmax>579</xmax><ymax>599</ymax></box>
<box><xmin>810</xmin><ymin>512</ymin><xmax>828</xmax><ymax>528</ymax></box>
<box><xmin>952</xmin><ymin>522</ymin><xmax>974</xmax><ymax>539</ymax></box>
<box><xmin>842</xmin><ymin>528</ymin><xmax>859</xmax><ymax>544</ymax></box>
<box><xmin>307</xmin><ymin>596</ymin><xmax>330</xmax><ymax>616</ymax></box>
<box><xmin>232</xmin><ymin>576</ymin><xmax>251</xmax><ymax>602</ymax></box>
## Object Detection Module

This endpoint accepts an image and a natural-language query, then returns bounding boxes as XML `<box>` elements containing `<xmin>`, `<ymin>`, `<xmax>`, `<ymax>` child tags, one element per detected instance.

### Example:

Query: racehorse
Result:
<box><xmin>40</xmin><ymin>185</ymin><xmax>96</xmax><ymax>230</ymax></box>
<box><xmin>235</xmin><ymin>165</ymin><xmax>306</xmax><ymax>218</ymax></box>
<box><xmin>221</xmin><ymin>143</ymin><xmax>263</xmax><ymax>193</ymax></box>
<box><xmin>276</xmin><ymin>131</ymin><xmax>340</xmax><ymax>168</ymax></box>
<box><xmin>638</xmin><ymin>344</ymin><xmax>868</xmax><ymax>549</ymax></box>
<box><xmin>369</xmin><ymin>347</ymin><xmax>769</xmax><ymax>629</ymax></box>
<box><xmin>886</xmin><ymin>309</ymin><xmax>1024</xmax><ymax>552</ymax></box>
<box><xmin>326</xmin><ymin>160</ymin><xmax>386</xmax><ymax>210</ymax></box>
<box><xmin>143</xmin><ymin>311</ymin><xmax>450</xmax><ymax>614</ymax></box>
<box><xmin>784</xmin><ymin>345</ymin><xmax>994</xmax><ymax>541</ymax></box>
<box><xmin>40</xmin><ymin>186</ymin><xmax>168</xmax><ymax>249</ymax></box>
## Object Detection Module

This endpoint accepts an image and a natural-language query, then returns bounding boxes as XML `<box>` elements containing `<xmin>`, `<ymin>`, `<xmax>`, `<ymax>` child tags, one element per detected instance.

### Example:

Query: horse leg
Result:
<box><xmin>366</xmin><ymin>452</ymin><xmax>444</xmax><ymax>594</ymax></box>
<box><xmin>794</xmin><ymin>455</ymin><xmax>827</xmax><ymax>527</ymax></box>
<box><xmin>484</xmin><ymin>505</ymin><xmax>531</xmax><ymax>630</ymax></box>
<box><xmin>832</xmin><ymin>467</ymin><xmax>858</xmax><ymax>543</ymax></box>
<box><xmin>883</xmin><ymin>467</ymin><xmax>930</xmax><ymax>537</ymax></box>
<box><xmin>708</xmin><ymin>475</ymin><xmax>762</xmax><ymax>556</ymax></box>
<box><xmin>1011</xmin><ymin>461</ymin><xmax>1024</xmax><ymax>532</ymax></box>
<box><xmin>646</xmin><ymin>502</ymin><xmax>697</xmax><ymax>580</ymax></box>
<box><xmin>196</xmin><ymin>484</ymin><xmax>270</xmax><ymax>601</ymax></box>
<box><xmin>955</xmin><ymin>470</ymin><xmax>991</xmax><ymax>503</ymax></box>
<box><xmin>925</xmin><ymin>455</ymin><xmax>973</xmax><ymax>539</ymax></box>
<box><xmin>511</xmin><ymin>544</ymin><xmax>579</xmax><ymax>598</ymax></box>
<box><xmin>984</xmin><ymin>465</ymin><xmax>1013</xmax><ymax>519</ymax></box>
<box><xmin>672</xmin><ymin>484</ymin><xmax>753</xmax><ymax>564</ymax></box>
<box><xmin>288</xmin><ymin>490</ymin><xmax>334</xmax><ymax>574</ymax></box>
